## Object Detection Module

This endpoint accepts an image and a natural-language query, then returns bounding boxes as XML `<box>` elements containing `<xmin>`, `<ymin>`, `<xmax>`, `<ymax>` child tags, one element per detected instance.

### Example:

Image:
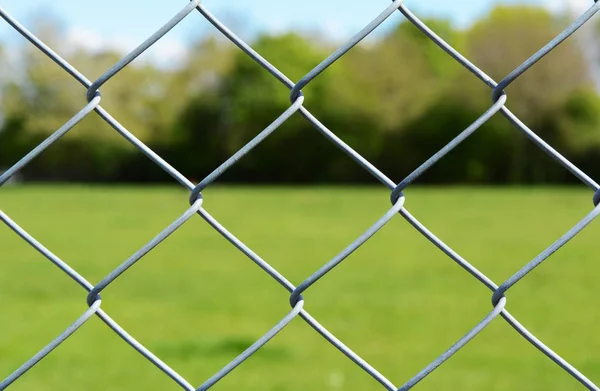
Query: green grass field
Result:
<box><xmin>1</xmin><ymin>186</ymin><xmax>600</xmax><ymax>391</ymax></box>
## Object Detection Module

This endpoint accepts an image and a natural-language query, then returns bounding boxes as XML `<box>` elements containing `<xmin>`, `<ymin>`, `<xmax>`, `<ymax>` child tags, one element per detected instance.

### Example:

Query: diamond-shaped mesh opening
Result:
<box><xmin>2</xmin><ymin>1</ymin><xmax>600</xmax><ymax>391</ymax></box>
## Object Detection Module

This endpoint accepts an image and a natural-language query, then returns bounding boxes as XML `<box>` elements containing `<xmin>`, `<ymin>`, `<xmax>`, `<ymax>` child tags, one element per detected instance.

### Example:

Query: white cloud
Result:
<box><xmin>321</xmin><ymin>19</ymin><xmax>349</xmax><ymax>43</ymax></box>
<box><xmin>547</xmin><ymin>0</ymin><xmax>591</xmax><ymax>14</ymax></box>
<box><xmin>64</xmin><ymin>26</ymin><xmax>188</xmax><ymax>69</ymax></box>
<box><xmin>147</xmin><ymin>37</ymin><xmax>188</xmax><ymax>68</ymax></box>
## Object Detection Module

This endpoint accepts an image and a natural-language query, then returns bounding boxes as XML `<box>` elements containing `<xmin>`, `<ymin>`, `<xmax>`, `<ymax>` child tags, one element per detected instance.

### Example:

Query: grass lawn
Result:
<box><xmin>1</xmin><ymin>186</ymin><xmax>599</xmax><ymax>391</ymax></box>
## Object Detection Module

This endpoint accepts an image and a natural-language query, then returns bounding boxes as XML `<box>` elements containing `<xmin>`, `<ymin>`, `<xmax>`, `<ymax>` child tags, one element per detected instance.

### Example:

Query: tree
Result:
<box><xmin>0</xmin><ymin>17</ymin><xmax>179</xmax><ymax>181</ymax></box>
<box><xmin>466</xmin><ymin>6</ymin><xmax>594</xmax><ymax>182</ymax></box>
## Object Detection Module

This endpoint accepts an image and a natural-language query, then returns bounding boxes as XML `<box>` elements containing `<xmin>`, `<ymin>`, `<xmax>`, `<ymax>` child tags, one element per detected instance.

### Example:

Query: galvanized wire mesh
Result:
<box><xmin>1</xmin><ymin>1</ymin><xmax>600</xmax><ymax>390</ymax></box>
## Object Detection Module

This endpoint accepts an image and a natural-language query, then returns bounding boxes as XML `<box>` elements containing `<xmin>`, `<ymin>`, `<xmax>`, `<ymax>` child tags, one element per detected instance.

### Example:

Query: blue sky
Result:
<box><xmin>0</xmin><ymin>0</ymin><xmax>591</xmax><ymax>66</ymax></box>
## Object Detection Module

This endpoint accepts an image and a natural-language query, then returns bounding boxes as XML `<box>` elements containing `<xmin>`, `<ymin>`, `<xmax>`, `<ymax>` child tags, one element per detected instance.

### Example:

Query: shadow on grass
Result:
<box><xmin>152</xmin><ymin>336</ymin><xmax>291</xmax><ymax>361</ymax></box>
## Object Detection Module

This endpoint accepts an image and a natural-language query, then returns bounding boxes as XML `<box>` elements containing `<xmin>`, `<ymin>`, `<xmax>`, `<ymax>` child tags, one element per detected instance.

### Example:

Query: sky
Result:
<box><xmin>0</xmin><ymin>0</ymin><xmax>592</xmax><ymax>67</ymax></box>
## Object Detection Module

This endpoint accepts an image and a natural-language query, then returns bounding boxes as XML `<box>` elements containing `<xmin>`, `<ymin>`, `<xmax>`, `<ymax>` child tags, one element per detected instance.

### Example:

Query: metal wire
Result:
<box><xmin>1</xmin><ymin>1</ymin><xmax>600</xmax><ymax>390</ymax></box>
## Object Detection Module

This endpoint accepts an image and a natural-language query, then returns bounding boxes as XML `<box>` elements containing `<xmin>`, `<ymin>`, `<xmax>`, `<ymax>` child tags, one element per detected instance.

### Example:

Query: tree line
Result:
<box><xmin>2</xmin><ymin>5</ymin><xmax>600</xmax><ymax>185</ymax></box>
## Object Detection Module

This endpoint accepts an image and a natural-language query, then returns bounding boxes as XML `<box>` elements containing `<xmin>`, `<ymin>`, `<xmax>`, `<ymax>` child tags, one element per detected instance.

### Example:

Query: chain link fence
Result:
<box><xmin>1</xmin><ymin>1</ymin><xmax>600</xmax><ymax>390</ymax></box>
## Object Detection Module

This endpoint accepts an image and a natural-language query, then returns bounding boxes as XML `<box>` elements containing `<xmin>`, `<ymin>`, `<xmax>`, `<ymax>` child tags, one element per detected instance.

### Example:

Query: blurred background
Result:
<box><xmin>2</xmin><ymin>1</ymin><xmax>600</xmax><ymax>391</ymax></box>
<box><xmin>1</xmin><ymin>0</ymin><xmax>599</xmax><ymax>186</ymax></box>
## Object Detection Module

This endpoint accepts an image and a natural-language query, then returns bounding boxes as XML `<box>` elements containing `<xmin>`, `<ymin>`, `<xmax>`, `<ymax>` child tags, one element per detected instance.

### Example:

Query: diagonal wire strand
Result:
<box><xmin>1</xmin><ymin>1</ymin><xmax>600</xmax><ymax>390</ymax></box>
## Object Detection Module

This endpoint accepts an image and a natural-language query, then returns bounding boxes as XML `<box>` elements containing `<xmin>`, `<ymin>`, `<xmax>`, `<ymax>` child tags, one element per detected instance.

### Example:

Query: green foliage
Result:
<box><xmin>1</xmin><ymin>5</ymin><xmax>600</xmax><ymax>184</ymax></box>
